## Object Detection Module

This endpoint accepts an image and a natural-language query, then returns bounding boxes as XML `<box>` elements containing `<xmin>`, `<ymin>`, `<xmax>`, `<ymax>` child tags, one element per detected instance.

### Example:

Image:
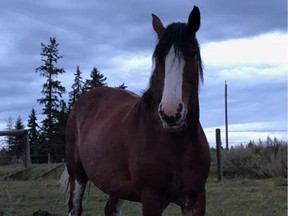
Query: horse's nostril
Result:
<box><xmin>175</xmin><ymin>112</ymin><xmax>181</xmax><ymax>121</ymax></box>
<box><xmin>177</xmin><ymin>103</ymin><xmax>183</xmax><ymax>113</ymax></box>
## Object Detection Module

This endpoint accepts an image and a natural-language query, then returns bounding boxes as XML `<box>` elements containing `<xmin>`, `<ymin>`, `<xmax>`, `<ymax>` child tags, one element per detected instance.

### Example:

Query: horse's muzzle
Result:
<box><xmin>158</xmin><ymin>103</ymin><xmax>186</xmax><ymax>129</ymax></box>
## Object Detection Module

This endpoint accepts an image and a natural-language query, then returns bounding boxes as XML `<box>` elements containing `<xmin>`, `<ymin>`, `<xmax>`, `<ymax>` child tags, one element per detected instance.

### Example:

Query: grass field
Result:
<box><xmin>0</xmin><ymin>165</ymin><xmax>287</xmax><ymax>216</ymax></box>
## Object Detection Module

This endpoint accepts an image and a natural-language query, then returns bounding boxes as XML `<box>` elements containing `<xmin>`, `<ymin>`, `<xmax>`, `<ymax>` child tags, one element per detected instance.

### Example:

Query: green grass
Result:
<box><xmin>0</xmin><ymin>164</ymin><xmax>24</xmax><ymax>177</ymax></box>
<box><xmin>0</xmin><ymin>164</ymin><xmax>64</xmax><ymax>181</ymax></box>
<box><xmin>0</xmin><ymin>163</ymin><xmax>286</xmax><ymax>215</ymax></box>
<box><xmin>0</xmin><ymin>177</ymin><xmax>286</xmax><ymax>216</ymax></box>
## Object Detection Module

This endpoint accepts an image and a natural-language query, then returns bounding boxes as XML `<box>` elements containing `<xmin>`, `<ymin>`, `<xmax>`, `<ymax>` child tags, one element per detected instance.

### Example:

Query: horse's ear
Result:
<box><xmin>152</xmin><ymin>14</ymin><xmax>165</xmax><ymax>38</ymax></box>
<box><xmin>188</xmin><ymin>6</ymin><xmax>201</xmax><ymax>34</ymax></box>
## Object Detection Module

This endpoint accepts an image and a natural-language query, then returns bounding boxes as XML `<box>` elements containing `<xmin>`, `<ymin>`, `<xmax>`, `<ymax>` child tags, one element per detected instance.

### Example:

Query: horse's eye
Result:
<box><xmin>184</xmin><ymin>50</ymin><xmax>196</xmax><ymax>60</ymax></box>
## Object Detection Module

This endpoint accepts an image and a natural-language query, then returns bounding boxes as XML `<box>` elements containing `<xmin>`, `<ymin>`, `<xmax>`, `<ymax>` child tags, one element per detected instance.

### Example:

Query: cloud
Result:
<box><xmin>198</xmin><ymin>32</ymin><xmax>287</xmax><ymax>129</ymax></box>
<box><xmin>196</xmin><ymin>0</ymin><xmax>287</xmax><ymax>42</ymax></box>
<box><xmin>202</xmin><ymin>32</ymin><xmax>287</xmax><ymax>66</ymax></box>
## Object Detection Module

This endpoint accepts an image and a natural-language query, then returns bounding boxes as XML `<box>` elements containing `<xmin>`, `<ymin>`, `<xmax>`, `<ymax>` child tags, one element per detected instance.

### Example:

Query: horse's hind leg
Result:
<box><xmin>105</xmin><ymin>196</ymin><xmax>125</xmax><ymax>216</ymax></box>
<box><xmin>68</xmin><ymin>178</ymin><xmax>87</xmax><ymax>216</ymax></box>
<box><xmin>65</xmin><ymin>122</ymin><xmax>88</xmax><ymax>215</ymax></box>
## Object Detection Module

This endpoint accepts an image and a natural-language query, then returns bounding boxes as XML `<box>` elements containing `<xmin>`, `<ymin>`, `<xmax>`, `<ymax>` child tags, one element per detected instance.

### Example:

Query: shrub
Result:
<box><xmin>0</xmin><ymin>148</ymin><xmax>11</xmax><ymax>165</ymax></box>
<box><xmin>223</xmin><ymin>137</ymin><xmax>287</xmax><ymax>179</ymax></box>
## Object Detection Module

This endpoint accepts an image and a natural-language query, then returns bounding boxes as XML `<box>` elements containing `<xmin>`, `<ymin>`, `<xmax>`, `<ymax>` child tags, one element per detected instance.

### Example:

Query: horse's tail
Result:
<box><xmin>59</xmin><ymin>165</ymin><xmax>70</xmax><ymax>199</ymax></box>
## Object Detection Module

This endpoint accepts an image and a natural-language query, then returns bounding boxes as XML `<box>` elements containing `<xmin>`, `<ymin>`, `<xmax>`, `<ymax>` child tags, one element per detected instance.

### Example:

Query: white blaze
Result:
<box><xmin>160</xmin><ymin>45</ymin><xmax>185</xmax><ymax>115</ymax></box>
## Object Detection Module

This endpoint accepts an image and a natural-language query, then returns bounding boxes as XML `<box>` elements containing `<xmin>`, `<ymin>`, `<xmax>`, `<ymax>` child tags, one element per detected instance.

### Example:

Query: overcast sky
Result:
<box><xmin>0</xmin><ymin>0</ymin><xmax>287</xmax><ymax>146</ymax></box>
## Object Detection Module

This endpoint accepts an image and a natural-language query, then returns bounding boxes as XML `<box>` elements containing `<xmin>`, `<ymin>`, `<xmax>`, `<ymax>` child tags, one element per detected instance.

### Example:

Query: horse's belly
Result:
<box><xmin>79</xmin><ymin>134</ymin><xmax>140</xmax><ymax>201</ymax></box>
<box><xmin>85</xmin><ymin>165</ymin><xmax>140</xmax><ymax>201</ymax></box>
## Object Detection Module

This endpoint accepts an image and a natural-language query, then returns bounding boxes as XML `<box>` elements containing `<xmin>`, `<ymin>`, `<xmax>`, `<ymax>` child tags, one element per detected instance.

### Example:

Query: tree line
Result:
<box><xmin>1</xmin><ymin>37</ymin><xmax>127</xmax><ymax>163</ymax></box>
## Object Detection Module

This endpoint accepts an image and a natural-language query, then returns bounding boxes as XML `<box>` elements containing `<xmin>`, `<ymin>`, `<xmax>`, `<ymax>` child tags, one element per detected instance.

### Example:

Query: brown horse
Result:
<box><xmin>61</xmin><ymin>5</ymin><xmax>210</xmax><ymax>216</ymax></box>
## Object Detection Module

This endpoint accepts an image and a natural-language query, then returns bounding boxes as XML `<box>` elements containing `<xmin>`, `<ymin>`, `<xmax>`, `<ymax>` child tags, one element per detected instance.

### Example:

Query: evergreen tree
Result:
<box><xmin>10</xmin><ymin>116</ymin><xmax>25</xmax><ymax>159</ymax></box>
<box><xmin>53</xmin><ymin>100</ymin><xmax>68</xmax><ymax>156</ymax></box>
<box><xmin>35</xmin><ymin>37</ymin><xmax>66</xmax><ymax>154</ymax></box>
<box><xmin>68</xmin><ymin>66</ymin><xmax>84</xmax><ymax>110</ymax></box>
<box><xmin>0</xmin><ymin>148</ymin><xmax>10</xmax><ymax>165</ymax></box>
<box><xmin>5</xmin><ymin>116</ymin><xmax>14</xmax><ymax>150</ymax></box>
<box><xmin>27</xmin><ymin>108</ymin><xmax>40</xmax><ymax>156</ymax></box>
<box><xmin>82</xmin><ymin>67</ymin><xmax>107</xmax><ymax>92</ymax></box>
<box><xmin>116</xmin><ymin>83</ymin><xmax>128</xmax><ymax>90</ymax></box>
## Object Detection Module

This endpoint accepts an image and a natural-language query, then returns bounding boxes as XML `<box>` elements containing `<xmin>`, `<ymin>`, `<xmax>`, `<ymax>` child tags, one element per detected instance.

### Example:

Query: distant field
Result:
<box><xmin>0</xmin><ymin>164</ymin><xmax>286</xmax><ymax>216</ymax></box>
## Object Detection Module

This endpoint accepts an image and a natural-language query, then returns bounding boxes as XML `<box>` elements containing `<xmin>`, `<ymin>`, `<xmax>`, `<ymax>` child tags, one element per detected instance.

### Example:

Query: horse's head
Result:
<box><xmin>152</xmin><ymin>6</ymin><xmax>203</xmax><ymax>129</ymax></box>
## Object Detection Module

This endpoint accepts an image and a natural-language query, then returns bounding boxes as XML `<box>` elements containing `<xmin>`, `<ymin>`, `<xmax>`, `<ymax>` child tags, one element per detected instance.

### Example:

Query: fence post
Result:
<box><xmin>48</xmin><ymin>153</ymin><xmax>51</xmax><ymax>164</ymax></box>
<box><xmin>216</xmin><ymin>128</ymin><xmax>223</xmax><ymax>182</ymax></box>
<box><xmin>23</xmin><ymin>130</ymin><xmax>32</xmax><ymax>170</ymax></box>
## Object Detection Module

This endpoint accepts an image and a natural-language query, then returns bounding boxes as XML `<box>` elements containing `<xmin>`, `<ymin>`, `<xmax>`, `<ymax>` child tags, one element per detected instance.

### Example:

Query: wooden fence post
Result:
<box><xmin>23</xmin><ymin>130</ymin><xmax>31</xmax><ymax>169</ymax></box>
<box><xmin>216</xmin><ymin>128</ymin><xmax>223</xmax><ymax>182</ymax></box>
<box><xmin>48</xmin><ymin>153</ymin><xmax>51</xmax><ymax>164</ymax></box>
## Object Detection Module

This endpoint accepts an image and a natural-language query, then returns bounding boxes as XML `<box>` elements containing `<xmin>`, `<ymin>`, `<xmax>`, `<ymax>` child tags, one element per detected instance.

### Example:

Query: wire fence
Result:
<box><xmin>31</xmin><ymin>154</ymin><xmax>64</xmax><ymax>164</ymax></box>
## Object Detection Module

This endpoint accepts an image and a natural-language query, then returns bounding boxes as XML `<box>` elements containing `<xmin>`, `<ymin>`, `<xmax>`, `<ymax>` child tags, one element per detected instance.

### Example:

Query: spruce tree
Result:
<box><xmin>68</xmin><ymin>66</ymin><xmax>84</xmax><ymax>110</ymax></box>
<box><xmin>35</xmin><ymin>37</ymin><xmax>66</xmax><ymax>154</ymax></box>
<box><xmin>82</xmin><ymin>67</ymin><xmax>107</xmax><ymax>92</ymax></box>
<box><xmin>53</xmin><ymin>100</ymin><xmax>68</xmax><ymax>157</ymax></box>
<box><xmin>11</xmin><ymin>116</ymin><xmax>25</xmax><ymax>159</ymax></box>
<box><xmin>5</xmin><ymin>116</ymin><xmax>14</xmax><ymax>150</ymax></box>
<box><xmin>27</xmin><ymin>108</ymin><xmax>40</xmax><ymax>156</ymax></box>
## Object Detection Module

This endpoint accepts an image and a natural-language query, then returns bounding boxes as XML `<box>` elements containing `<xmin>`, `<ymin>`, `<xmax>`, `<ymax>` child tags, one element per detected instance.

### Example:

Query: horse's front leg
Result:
<box><xmin>181</xmin><ymin>188</ymin><xmax>206</xmax><ymax>216</ymax></box>
<box><xmin>141</xmin><ymin>190</ymin><xmax>168</xmax><ymax>216</ymax></box>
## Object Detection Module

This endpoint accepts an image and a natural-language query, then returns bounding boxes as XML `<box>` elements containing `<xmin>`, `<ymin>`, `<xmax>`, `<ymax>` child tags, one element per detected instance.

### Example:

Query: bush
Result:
<box><xmin>223</xmin><ymin>137</ymin><xmax>287</xmax><ymax>179</ymax></box>
<box><xmin>0</xmin><ymin>148</ymin><xmax>11</xmax><ymax>165</ymax></box>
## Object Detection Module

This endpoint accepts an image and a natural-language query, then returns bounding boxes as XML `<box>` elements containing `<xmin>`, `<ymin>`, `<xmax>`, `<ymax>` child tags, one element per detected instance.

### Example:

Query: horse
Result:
<box><xmin>60</xmin><ymin>5</ymin><xmax>210</xmax><ymax>216</ymax></box>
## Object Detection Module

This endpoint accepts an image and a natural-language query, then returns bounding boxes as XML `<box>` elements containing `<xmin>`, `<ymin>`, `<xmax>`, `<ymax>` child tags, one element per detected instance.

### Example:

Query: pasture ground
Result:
<box><xmin>0</xmin><ymin>165</ymin><xmax>287</xmax><ymax>216</ymax></box>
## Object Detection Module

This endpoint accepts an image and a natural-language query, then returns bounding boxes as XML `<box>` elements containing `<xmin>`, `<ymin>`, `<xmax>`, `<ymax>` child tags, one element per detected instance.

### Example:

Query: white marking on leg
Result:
<box><xmin>113</xmin><ymin>199</ymin><xmax>125</xmax><ymax>216</ymax></box>
<box><xmin>69</xmin><ymin>180</ymin><xmax>85</xmax><ymax>216</ymax></box>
